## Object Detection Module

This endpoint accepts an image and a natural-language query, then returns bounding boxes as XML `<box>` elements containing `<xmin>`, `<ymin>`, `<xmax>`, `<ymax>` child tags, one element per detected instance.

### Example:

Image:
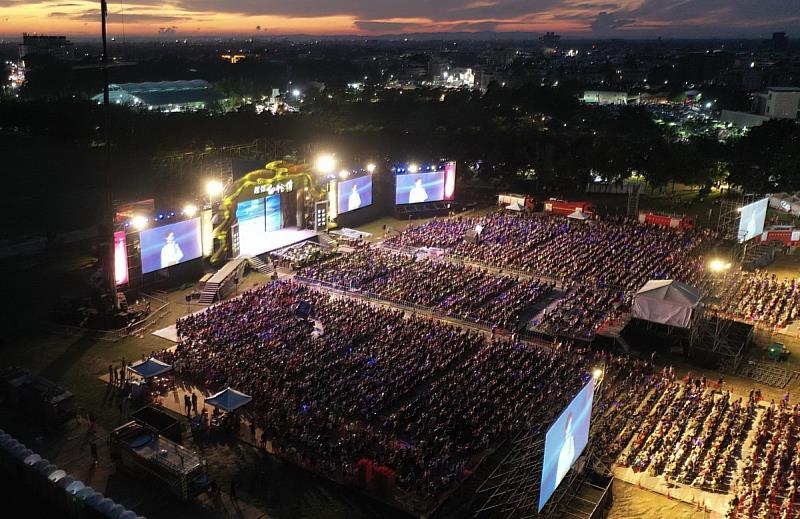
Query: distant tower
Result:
<box><xmin>539</xmin><ymin>32</ymin><xmax>561</xmax><ymax>53</ymax></box>
<box><xmin>771</xmin><ymin>32</ymin><xmax>788</xmax><ymax>50</ymax></box>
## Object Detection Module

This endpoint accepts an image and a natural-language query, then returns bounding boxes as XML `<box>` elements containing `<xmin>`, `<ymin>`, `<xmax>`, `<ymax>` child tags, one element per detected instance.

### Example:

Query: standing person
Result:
<box><xmin>250</xmin><ymin>420</ymin><xmax>256</xmax><ymax>442</ymax></box>
<box><xmin>184</xmin><ymin>394</ymin><xmax>192</xmax><ymax>416</ymax></box>
<box><xmin>108</xmin><ymin>364</ymin><xmax>115</xmax><ymax>385</ymax></box>
<box><xmin>191</xmin><ymin>392</ymin><xmax>198</xmax><ymax>415</ymax></box>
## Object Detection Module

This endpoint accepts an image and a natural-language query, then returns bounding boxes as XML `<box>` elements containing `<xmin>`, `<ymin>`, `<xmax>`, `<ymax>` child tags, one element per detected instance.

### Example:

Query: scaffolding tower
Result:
<box><xmin>688</xmin><ymin>303</ymin><xmax>750</xmax><ymax>373</ymax></box>
<box><xmin>626</xmin><ymin>183</ymin><xmax>642</xmax><ymax>218</ymax></box>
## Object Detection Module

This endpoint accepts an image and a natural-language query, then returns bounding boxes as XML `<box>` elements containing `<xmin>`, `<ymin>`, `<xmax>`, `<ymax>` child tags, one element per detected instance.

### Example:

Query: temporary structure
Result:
<box><xmin>127</xmin><ymin>358</ymin><xmax>173</xmax><ymax>379</ymax></box>
<box><xmin>204</xmin><ymin>387</ymin><xmax>252</xmax><ymax>412</ymax></box>
<box><xmin>632</xmin><ymin>280</ymin><xmax>701</xmax><ymax>329</ymax></box>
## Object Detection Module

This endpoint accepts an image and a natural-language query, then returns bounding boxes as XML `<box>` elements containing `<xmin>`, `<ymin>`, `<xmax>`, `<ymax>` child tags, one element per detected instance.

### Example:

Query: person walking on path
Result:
<box><xmin>191</xmin><ymin>392</ymin><xmax>198</xmax><ymax>415</ymax></box>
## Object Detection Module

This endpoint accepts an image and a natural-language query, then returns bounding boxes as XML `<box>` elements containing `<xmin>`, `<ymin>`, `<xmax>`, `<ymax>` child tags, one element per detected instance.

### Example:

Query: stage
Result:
<box><xmin>237</xmin><ymin>227</ymin><xmax>318</xmax><ymax>257</ymax></box>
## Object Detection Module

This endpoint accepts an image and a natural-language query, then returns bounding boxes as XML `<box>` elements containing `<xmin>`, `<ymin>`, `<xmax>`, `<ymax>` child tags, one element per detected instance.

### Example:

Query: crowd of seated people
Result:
<box><xmin>384</xmin><ymin>212</ymin><xmax>710</xmax><ymax>290</ymax></box>
<box><xmin>618</xmin><ymin>376</ymin><xmax>757</xmax><ymax>494</ymax></box>
<box><xmin>709</xmin><ymin>271</ymin><xmax>800</xmax><ymax>329</ymax></box>
<box><xmin>301</xmin><ymin>249</ymin><xmax>551</xmax><ymax>330</ymax></box>
<box><xmin>158</xmin><ymin>280</ymin><xmax>615</xmax><ymax>500</ymax></box>
<box><xmin>530</xmin><ymin>284</ymin><xmax>626</xmax><ymax>340</ymax></box>
<box><xmin>727</xmin><ymin>402</ymin><xmax>800</xmax><ymax>519</ymax></box>
<box><xmin>271</xmin><ymin>242</ymin><xmax>336</xmax><ymax>269</ymax></box>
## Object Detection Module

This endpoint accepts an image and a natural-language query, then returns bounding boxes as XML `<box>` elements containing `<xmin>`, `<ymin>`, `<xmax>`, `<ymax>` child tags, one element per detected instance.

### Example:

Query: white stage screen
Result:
<box><xmin>338</xmin><ymin>176</ymin><xmax>373</xmax><ymax>214</ymax></box>
<box><xmin>140</xmin><ymin>218</ymin><xmax>202</xmax><ymax>274</ymax></box>
<box><xmin>539</xmin><ymin>377</ymin><xmax>595</xmax><ymax>512</ymax></box>
<box><xmin>738</xmin><ymin>198</ymin><xmax>768</xmax><ymax>242</ymax></box>
<box><xmin>236</xmin><ymin>194</ymin><xmax>283</xmax><ymax>256</ymax></box>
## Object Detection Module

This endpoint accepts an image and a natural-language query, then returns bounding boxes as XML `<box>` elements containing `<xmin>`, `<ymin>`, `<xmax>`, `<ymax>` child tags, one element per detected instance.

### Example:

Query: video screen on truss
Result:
<box><xmin>236</xmin><ymin>194</ymin><xmax>282</xmax><ymax>256</ymax></box>
<box><xmin>338</xmin><ymin>176</ymin><xmax>373</xmax><ymax>214</ymax></box>
<box><xmin>140</xmin><ymin>218</ymin><xmax>202</xmax><ymax>274</ymax></box>
<box><xmin>396</xmin><ymin>171</ymin><xmax>445</xmax><ymax>205</ymax></box>
<box><xmin>539</xmin><ymin>377</ymin><xmax>595</xmax><ymax>512</ymax></box>
<box><xmin>738</xmin><ymin>198</ymin><xmax>768</xmax><ymax>242</ymax></box>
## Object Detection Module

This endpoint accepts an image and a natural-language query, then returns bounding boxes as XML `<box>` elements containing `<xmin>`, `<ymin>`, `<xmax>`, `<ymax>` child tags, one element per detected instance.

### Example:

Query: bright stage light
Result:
<box><xmin>366</xmin><ymin>163</ymin><xmax>376</xmax><ymax>173</ymax></box>
<box><xmin>339</xmin><ymin>169</ymin><xmax>350</xmax><ymax>179</ymax></box>
<box><xmin>592</xmin><ymin>368</ymin><xmax>603</xmax><ymax>379</ymax></box>
<box><xmin>182</xmin><ymin>204</ymin><xmax>198</xmax><ymax>217</ymax></box>
<box><xmin>315</xmin><ymin>154</ymin><xmax>337</xmax><ymax>174</ymax></box>
<box><xmin>708</xmin><ymin>258</ymin><xmax>731</xmax><ymax>273</ymax></box>
<box><xmin>206</xmin><ymin>180</ymin><xmax>224</xmax><ymax>198</ymax></box>
<box><xmin>131</xmin><ymin>215</ymin><xmax>149</xmax><ymax>231</ymax></box>
<box><xmin>292</xmin><ymin>89</ymin><xmax>301</xmax><ymax>98</ymax></box>
<box><xmin>408</xmin><ymin>163</ymin><xmax>419</xmax><ymax>173</ymax></box>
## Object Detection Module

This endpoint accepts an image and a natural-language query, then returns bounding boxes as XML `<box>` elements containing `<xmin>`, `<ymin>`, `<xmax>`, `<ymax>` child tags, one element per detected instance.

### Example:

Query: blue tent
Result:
<box><xmin>204</xmin><ymin>387</ymin><xmax>252</xmax><ymax>412</ymax></box>
<box><xmin>127</xmin><ymin>358</ymin><xmax>172</xmax><ymax>379</ymax></box>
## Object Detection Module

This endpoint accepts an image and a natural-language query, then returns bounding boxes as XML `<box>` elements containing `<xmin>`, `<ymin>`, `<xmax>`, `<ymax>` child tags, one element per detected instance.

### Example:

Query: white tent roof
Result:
<box><xmin>567</xmin><ymin>209</ymin><xmax>590</xmax><ymax>220</ymax></box>
<box><xmin>204</xmin><ymin>387</ymin><xmax>252</xmax><ymax>412</ymax></box>
<box><xmin>635</xmin><ymin>279</ymin><xmax>701</xmax><ymax>306</ymax></box>
<box><xmin>505</xmin><ymin>202</ymin><xmax>523</xmax><ymax>211</ymax></box>
<box><xmin>632</xmin><ymin>280</ymin><xmax>701</xmax><ymax>328</ymax></box>
<box><xmin>127</xmin><ymin>358</ymin><xmax>172</xmax><ymax>379</ymax></box>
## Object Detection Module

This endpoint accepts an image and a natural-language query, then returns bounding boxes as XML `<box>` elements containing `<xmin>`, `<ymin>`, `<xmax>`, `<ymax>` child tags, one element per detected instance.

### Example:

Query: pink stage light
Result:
<box><xmin>114</xmin><ymin>231</ymin><xmax>129</xmax><ymax>286</ymax></box>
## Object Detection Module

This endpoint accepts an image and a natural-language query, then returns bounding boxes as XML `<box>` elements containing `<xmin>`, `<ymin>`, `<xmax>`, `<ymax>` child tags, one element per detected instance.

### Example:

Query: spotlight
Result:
<box><xmin>592</xmin><ymin>368</ymin><xmax>603</xmax><ymax>379</ymax></box>
<box><xmin>708</xmin><ymin>258</ymin><xmax>731</xmax><ymax>273</ymax></box>
<box><xmin>131</xmin><ymin>215</ymin><xmax>148</xmax><ymax>231</ymax></box>
<box><xmin>315</xmin><ymin>154</ymin><xmax>337</xmax><ymax>174</ymax></box>
<box><xmin>408</xmin><ymin>163</ymin><xmax>419</xmax><ymax>173</ymax></box>
<box><xmin>366</xmin><ymin>163</ymin><xmax>376</xmax><ymax>174</ymax></box>
<box><xmin>339</xmin><ymin>169</ymin><xmax>350</xmax><ymax>179</ymax></box>
<box><xmin>183</xmin><ymin>204</ymin><xmax>198</xmax><ymax>217</ymax></box>
<box><xmin>206</xmin><ymin>180</ymin><xmax>224</xmax><ymax>198</ymax></box>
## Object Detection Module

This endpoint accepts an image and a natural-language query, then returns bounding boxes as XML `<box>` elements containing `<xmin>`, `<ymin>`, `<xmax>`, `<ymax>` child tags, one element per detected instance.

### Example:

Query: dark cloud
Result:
<box><xmin>353</xmin><ymin>20</ymin><xmax>410</xmax><ymax>32</ymax></box>
<box><xmin>48</xmin><ymin>9</ymin><xmax>189</xmax><ymax>24</ymax></box>
<box><xmin>590</xmin><ymin>11</ymin><xmax>635</xmax><ymax>33</ymax></box>
<box><xmin>158</xmin><ymin>26</ymin><xmax>178</xmax><ymax>34</ymax></box>
<box><xmin>175</xmin><ymin>0</ymin><xmax>562</xmax><ymax>22</ymax></box>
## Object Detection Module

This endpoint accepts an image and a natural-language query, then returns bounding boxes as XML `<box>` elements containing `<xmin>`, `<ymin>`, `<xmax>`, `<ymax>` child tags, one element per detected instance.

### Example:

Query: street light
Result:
<box><xmin>315</xmin><ymin>154</ymin><xmax>337</xmax><ymax>174</ymax></box>
<box><xmin>366</xmin><ymin>163</ymin><xmax>376</xmax><ymax>174</ymax></box>
<box><xmin>292</xmin><ymin>89</ymin><xmax>301</xmax><ymax>98</ymax></box>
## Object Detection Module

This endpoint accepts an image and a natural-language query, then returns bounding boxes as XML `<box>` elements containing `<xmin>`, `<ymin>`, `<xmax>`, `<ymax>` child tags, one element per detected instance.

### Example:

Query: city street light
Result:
<box><xmin>315</xmin><ymin>154</ymin><xmax>337</xmax><ymax>174</ymax></box>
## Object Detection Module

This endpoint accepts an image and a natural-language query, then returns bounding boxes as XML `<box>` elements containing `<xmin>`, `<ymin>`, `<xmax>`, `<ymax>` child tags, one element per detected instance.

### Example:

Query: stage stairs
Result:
<box><xmin>198</xmin><ymin>281</ymin><xmax>219</xmax><ymax>305</ymax></box>
<box><xmin>246</xmin><ymin>255</ymin><xmax>274</xmax><ymax>275</ymax></box>
<box><xmin>317</xmin><ymin>232</ymin><xmax>337</xmax><ymax>249</ymax></box>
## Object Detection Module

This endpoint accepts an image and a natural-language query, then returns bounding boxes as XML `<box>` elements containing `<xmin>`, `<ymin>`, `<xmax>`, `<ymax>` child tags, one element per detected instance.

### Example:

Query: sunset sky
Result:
<box><xmin>1</xmin><ymin>0</ymin><xmax>799</xmax><ymax>38</ymax></box>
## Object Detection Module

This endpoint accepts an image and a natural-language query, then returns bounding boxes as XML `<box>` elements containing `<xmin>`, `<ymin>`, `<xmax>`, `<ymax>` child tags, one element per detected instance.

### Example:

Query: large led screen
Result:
<box><xmin>738</xmin><ymin>198</ymin><xmax>768</xmax><ymax>242</ymax></box>
<box><xmin>539</xmin><ymin>377</ymin><xmax>595</xmax><ymax>512</ymax></box>
<box><xmin>396</xmin><ymin>171</ymin><xmax>445</xmax><ymax>205</ymax></box>
<box><xmin>338</xmin><ymin>176</ymin><xmax>373</xmax><ymax>214</ymax></box>
<box><xmin>236</xmin><ymin>194</ymin><xmax>282</xmax><ymax>256</ymax></box>
<box><xmin>140</xmin><ymin>218</ymin><xmax>202</xmax><ymax>274</ymax></box>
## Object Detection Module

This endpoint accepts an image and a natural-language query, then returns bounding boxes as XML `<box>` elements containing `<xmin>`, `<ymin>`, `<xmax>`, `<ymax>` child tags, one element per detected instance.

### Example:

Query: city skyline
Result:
<box><xmin>1</xmin><ymin>0</ymin><xmax>799</xmax><ymax>39</ymax></box>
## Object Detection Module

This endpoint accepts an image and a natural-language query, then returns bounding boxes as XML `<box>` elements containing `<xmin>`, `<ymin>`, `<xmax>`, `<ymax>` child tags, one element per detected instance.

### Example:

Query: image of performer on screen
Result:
<box><xmin>160</xmin><ymin>231</ymin><xmax>184</xmax><ymax>268</ymax></box>
<box><xmin>409</xmin><ymin>178</ymin><xmax>429</xmax><ymax>204</ymax></box>
<box><xmin>348</xmin><ymin>183</ymin><xmax>362</xmax><ymax>211</ymax></box>
<box><xmin>556</xmin><ymin>412</ymin><xmax>575</xmax><ymax>482</ymax></box>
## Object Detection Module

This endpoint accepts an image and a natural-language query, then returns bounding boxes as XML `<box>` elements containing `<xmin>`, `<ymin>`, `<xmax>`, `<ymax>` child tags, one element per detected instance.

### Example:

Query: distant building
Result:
<box><xmin>91</xmin><ymin>80</ymin><xmax>224</xmax><ymax>112</ymax></box>
<box><xmin>581</xmin><ymin>91</ymin><xmax>629</xmax><ymax>105</ymax></box>
<box><xmin>759</xmin><ymin>87</ymin><xmax>800</xmax><ymax>119</ymax></box>
<box><xmin>770</xmin><ymin>32</ymin><xmax>788</xmax><ymax>50</ymax></box>
<box><xmin>19</xmin><ymin>33</ymin><xmax>74</xmax><ymax>60</ymax></box>
<box><xmin>539</xmin><ymin>32</ymin><xmax>560</xmax><ymax>52</ymax></box>
<box><xmin>720</xmin><ymin>86</ymin><xmax>800</xmax><ymax>129</ymax></box>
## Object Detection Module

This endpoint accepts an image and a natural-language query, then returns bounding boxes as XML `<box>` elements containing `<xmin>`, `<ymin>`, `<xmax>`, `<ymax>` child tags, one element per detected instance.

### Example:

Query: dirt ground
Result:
<box><xmin>610</xmin><ymin>481</ymin><xmax>707</xmax><ymax>519</ymax></box>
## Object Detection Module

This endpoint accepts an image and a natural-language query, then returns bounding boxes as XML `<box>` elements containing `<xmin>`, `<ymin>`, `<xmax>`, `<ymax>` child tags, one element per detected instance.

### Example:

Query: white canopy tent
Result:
<box><xmin>632</xmin><ymin>280</ymin><xmax>701</xmax><ymax>329</ymax></box>
<box><xmin>567</xmin><ymin>209</ymin><xmax>590</xmax><ymax>221</ymax></box>
<box><xmin>127</xmin><ymin>358</ymin><xmax>172</xmax><ymax>379</ymax></box>
<box><xmin>204</xmin><ymin>387</ymin><xmax>252</xmax><ymax>412</ymax></box>
<box><xmin>505</xmin><ymin>202</ymin><xmax>524</xmax><ymax>211</ymax></box>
